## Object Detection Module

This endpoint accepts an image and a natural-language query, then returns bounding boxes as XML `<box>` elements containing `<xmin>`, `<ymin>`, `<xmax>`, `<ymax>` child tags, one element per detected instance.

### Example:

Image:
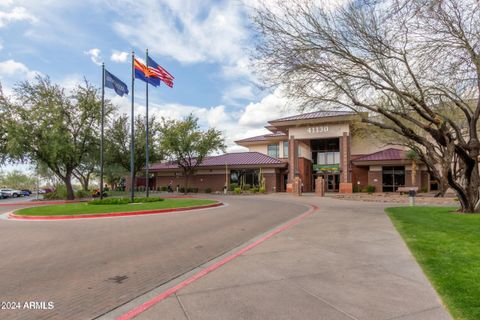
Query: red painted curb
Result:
<box><xmin>9</xmin><ymin>202</ymin><xmax>223</xmax><ymax>220</ymax></box>
<box><xmin>116</xmin><ymin>204</ymin><xmax>318</xmax><ymax>320</ymax></box>
<box><xmin>0</xmin><ymin>200</ymin><xmax>81</xmax><ymax>207</ymax></box>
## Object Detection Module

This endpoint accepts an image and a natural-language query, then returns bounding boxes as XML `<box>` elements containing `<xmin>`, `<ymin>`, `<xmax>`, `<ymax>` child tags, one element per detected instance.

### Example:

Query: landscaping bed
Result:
<box><xmin>13</xmin><ymin>198</ymin><xmax>218</xmax><ymax>216</ymax></box>
<box><xmin>387</xmin><ymin>206</ymin><xmax>480</xmax><ymax>320</ymax></box>
<box><xmin>332</xmin><ymin>193</ymin><xmax>458</xmax><ymax>205</ymax></box>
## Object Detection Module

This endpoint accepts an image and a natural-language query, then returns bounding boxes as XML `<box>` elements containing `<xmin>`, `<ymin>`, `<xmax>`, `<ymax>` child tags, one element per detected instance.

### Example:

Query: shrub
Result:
<box><xmin>89</xmin><ymin>197</ymin><xmax>164</xmax><ymax>205</ymax></box>
<box><xmin>229</xmin><ymin>183</ymin><xmax>238</xmax><ymax>191</ymax></box>
<box><xmin>364</xmin><ymin>185</ymin><xmax>375</xmax><ymax>194</ymax></box>
<box><xmin>234</xmin><ymin>187</ymin><xmax>242</xmax><ymax>194</ymax></box>
<box><xmin>242</xmin><ymin>184</ymin><xmax>251</xmax><ymax>191</ymax></box>
<box><xmin>89</xmin><ymin>198</ymin><xmax>131</xmax><ymax>205</ymax></box>
<box><xmin>420</xmin><ymin>187</ymin><xmax>428</xmax><ymax>193</ymax></box>
<box><xmin>259</xmin><ymin>187</ymin><xmax>266</xmax><ymax>193</ymax></box>
<box><xmin>205</xmin><ymin>188</ymin><xmax>212</xmax><ymax>194</ymax></box>
<box><xmin>179</xmin><ymin>187</ymin><xmax>186</xmax><ymax>193</ymax></box>
<box><xmin>43</xmin><ymin>185</ymin><xmax>68</xmax><ymax>200</ymax></box>
<box><xmin>160</xmin><ymin>186</ymin><xmax>168</xmax><ymax>192</ymax></box>
<box><xmin>75</xmin><ymin>190</ymin><xmax>90</xmax><ymax>199</ymax></box>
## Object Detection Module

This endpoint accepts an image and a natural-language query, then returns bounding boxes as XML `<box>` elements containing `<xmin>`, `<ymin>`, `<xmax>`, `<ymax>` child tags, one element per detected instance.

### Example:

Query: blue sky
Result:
<box><xmin>0</xmin><ymin>0</ymin><xmax>302</xmax><ymax>173</ymax></box>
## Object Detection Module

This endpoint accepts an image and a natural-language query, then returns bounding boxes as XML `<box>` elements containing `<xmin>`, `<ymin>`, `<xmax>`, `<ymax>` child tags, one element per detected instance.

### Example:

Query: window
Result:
<box><xmin>316</xmin><ymin>151</ymin><xmax>340</xmax><ymax>165</ymax></box>
<box><xmin>283</xmin><ymin>141</ymin><xmax>289</xmax><ymax>158</ymax></box>
<box><xmin>230</xmin><ymin>169</ymin><xmax>260</xmax><ymax>187</ymax></box>
<box><xmin>382</xmin><ymin>166</ymin><xmax>405</xmax><ymax>192</ymax></box>
<box><xmin>268</xmin><ymin>143</ymin><xmax>279</xmax><ymax>158</ymax></box>
<box><xmin>311</xmin><ymin>138</ymin><xmax>340</xmax><ymax>165</ymax></box>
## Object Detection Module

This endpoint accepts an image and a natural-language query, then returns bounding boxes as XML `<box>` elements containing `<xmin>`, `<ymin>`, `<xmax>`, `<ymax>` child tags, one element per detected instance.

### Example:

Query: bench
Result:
<box><xmin>397</xmin><ymin>186</ymin><xmax>418</xmax><ymax>195</ymax></box>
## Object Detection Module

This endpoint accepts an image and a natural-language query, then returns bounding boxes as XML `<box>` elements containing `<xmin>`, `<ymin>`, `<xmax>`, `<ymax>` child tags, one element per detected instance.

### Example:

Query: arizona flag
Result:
<box><xmin>134</xmin><ymin>58</ymin><xmax>160</xmax><ymax>87</ymax></box>
<box><xmin>147</xmin><ymin>56</ymin><xmax>174</xmax><ymax>88</ymax></box>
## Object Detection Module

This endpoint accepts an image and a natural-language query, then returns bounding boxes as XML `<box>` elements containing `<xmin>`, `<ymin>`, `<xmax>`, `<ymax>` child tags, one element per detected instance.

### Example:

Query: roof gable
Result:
<box><xmin>150</xmin><ymin>152</ymin><xmax>285</xmax><ymax>171</ymax></box>
<box><xmin>354</xmin><ymin>148</ymin><xmax>406</xmax><ymax>162</ymax></box>
<box><xmin>269</xmin><ymin>110</ymin><xmax>356</xmax><ymax>123</ymax></box>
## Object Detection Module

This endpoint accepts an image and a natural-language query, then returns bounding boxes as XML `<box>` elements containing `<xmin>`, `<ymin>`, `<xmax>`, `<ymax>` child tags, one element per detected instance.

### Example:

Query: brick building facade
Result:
<box><xmin>146</xmin><ymin>111</ymin><xmax>434</xmax><ymax>193</ymax></box>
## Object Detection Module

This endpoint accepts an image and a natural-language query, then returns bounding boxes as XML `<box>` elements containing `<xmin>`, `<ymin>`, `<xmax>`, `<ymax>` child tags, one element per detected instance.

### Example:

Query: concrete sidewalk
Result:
<box><xmin>104</xmin><ymin>195</ymin><xmax>451</xmax><ymax>320</ymax></box>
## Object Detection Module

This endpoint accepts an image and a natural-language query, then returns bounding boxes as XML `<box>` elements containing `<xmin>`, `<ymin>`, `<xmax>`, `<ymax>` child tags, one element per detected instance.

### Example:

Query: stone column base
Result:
<box><xmin>293</xmin><ymin>177</ymin><xmax>302</xmax><ymax>196</ymax></box>
<box><xmin>315</xmin><ymin>177</ymin><xmax>325</xmax><ymax>197</ymax></box>
<box><xmin>339</xmin><ymin>182</ymin><xmax>353</xmax><ymax>194</ymax></box>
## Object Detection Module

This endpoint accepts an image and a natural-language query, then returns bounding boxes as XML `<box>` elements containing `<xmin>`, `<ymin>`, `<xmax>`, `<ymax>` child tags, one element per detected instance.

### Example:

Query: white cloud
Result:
<box><xmin>84</xmin><ymin>48</ymin><xmax>102</xmax><ymax>66</ymax></box>
<box><xmin>0</xmin><ymin>6</ymin><xmax>36</xmax><ymax>27</ymax></box>
<box><xmin>0</xmin><ymin>59</ymin><xmax>41</xmax><ymax>81</ymax></box>
<box><xmin>222</xmin><ymin>84</ymin><xmax>255</xmax><ymax>105</ymax></box>
<box><xmin>239</xmin><ymin>88</ymin><xmax>296</xmax><ymax>127</ymax></box>
<box><xmin>110</xmin><ymin>0</ymin><xmax>249</xmax><ymax>65</ymax></box>
<box><xmin>111</xmin><ymin>50</ymin><xmax>129</xmax><ymax>63</ymax></box>
<box><xmin>0</xmin><ymin>0</ymin><xmax>14</xmax><ymax>7</ymax></box>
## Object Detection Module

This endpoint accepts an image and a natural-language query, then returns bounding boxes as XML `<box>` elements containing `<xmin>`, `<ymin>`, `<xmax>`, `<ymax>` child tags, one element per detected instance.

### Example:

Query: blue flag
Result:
<box><xmin>105</xmin><ymin>69</ymin><xmax>129</xmax><ymax>96</ymax></box>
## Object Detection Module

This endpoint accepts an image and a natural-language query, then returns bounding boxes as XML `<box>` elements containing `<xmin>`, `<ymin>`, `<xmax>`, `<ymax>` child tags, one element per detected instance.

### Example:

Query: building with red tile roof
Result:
<box><xmin>145</xmin><ymin>111</ymin><xmax>433</xmax><ymax>193</ymax></box>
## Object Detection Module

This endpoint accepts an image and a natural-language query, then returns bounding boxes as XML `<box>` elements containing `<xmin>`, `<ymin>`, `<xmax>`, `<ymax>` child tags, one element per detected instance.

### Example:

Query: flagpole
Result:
<box><xmin>130</xmin><ymin>51</ymin><xmax>135</xmax><ymax>202</ymax></box>
<box><xmin>100</xmin><ymin>63</ymin><xmax>105</xmax><ymax>200</ymax></box>
<box><xmin>145</xmin><ymin>48</ymin><xmax>150</xmax><ymax>197</ymax></box>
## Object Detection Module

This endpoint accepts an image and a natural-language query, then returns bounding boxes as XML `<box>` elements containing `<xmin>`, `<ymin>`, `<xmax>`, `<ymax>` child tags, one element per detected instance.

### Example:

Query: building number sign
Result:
<box><xmin>307</xmin><ymin>126</ymin><xmax>329</xmax><ymax>134</ymax></box>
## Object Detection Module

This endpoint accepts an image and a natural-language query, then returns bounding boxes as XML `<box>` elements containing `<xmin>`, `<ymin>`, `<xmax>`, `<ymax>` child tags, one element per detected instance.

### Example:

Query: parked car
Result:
<box><xmin>0</xmin><ymin>191</ymin><xmax>8</xmax><ymax>199</ymax></box>
<box><xmin>37</xmin><ymin>188</ymin><xmax>53</xmax><ymax>194</ymax></box>
<box><xmin>0</xmin><ymin>189</ymin><xmax>22</xmax><ymax>198</ymax></box>
<box><xmin>20</xmin><ymin>189</ymin><xmax>32</xmax><ymax>196</ymax></box>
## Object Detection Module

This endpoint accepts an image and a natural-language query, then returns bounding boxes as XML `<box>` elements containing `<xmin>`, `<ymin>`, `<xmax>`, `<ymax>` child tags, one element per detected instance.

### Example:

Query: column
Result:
<box><xmin>339</xmin><ymin>132</ymin><xmax>353</xmax><ymax>193</ymax></box>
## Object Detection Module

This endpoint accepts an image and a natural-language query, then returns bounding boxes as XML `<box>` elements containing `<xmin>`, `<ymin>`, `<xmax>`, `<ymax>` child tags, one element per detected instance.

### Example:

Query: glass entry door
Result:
<box><xmin>382</xmin><ymin>166</ymin><xmax>405</xmax><ymax>192</ymax></box>
<box><xmin>315</xmin><ymin>174</ymin><xmax>340</xmax><ymax>192</ymax></box>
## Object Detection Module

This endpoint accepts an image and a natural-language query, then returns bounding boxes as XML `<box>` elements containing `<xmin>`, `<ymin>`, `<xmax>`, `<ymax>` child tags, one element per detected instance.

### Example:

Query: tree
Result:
<box><xmin>105</xmin><ymin>113</ymin><xmax>162</xmax><ymax>187</ymax></box>
<box><xmin>72</xmin><ymin>151</ymin><xmax>97</xmax><ymax>191</ymax></box>
<box><xmin>0</xmin><ymin>170</ymin><xmax>36</xmax><ymax>190</ymax></box>
<box><xmin>103</xmin><ymin>164</ymin><xmax>126</xmax><ymax>190</ymax></box>
<box><xmin>159</xmin><ymin>114</ymin><xmax>225</xmax><ymax>193</ymax></box>
<box><xmin>0</xmin><ymin>76</ymin><xmax>107</xmax><ymax>200</ymax></box>
<box><xmin>253</xmin><ymin>0</ymin><xmax>480</xmax><ymax>212</ymax></box>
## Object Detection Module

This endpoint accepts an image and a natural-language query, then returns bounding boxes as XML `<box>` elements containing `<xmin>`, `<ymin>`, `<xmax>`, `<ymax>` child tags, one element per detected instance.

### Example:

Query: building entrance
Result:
<box><xmin>382</xmin><ymin>166</ymin><xmax>405</xmax><ymax>192</ymax></box>
<box><xmin>314</xmin><ymin>173</ymin><xmax>340</xmax><ymax>192</ymax></box>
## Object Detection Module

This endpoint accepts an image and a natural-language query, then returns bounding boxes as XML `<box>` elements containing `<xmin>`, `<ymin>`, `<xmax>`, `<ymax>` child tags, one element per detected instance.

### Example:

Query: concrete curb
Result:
<box><xmin>9</xmin><ymin>202</ymin><xmax>223</xmax><ymax>220</ymax></box>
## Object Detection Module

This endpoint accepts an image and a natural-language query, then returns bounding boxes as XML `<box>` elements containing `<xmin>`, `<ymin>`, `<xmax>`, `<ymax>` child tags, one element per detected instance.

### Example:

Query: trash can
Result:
<box><xmin>408</xmin><ymin>189</ymin><xmax>416</xmax><ymax>206</ymax></box>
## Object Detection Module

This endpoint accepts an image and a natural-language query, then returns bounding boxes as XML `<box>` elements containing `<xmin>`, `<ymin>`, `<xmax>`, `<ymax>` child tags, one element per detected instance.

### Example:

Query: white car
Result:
<box><xmin>0</xmin><ymin>189</ymin><xmax>22</xmax><ymax>198</ymax></box>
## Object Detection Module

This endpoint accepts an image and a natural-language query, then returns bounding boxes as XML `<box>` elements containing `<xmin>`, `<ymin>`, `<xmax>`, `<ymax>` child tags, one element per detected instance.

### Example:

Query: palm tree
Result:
<box><xmin>406</xmin><ymin>150</ymin><xmax>420</xmax><ymax>187</ymax></box>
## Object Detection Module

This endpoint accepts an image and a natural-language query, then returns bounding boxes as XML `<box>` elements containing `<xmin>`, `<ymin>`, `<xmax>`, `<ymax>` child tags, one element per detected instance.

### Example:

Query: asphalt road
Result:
<box><xmin>0</xmin><ymin>196</ymin><xmax>307</xmax><ymax>320</ymax></box>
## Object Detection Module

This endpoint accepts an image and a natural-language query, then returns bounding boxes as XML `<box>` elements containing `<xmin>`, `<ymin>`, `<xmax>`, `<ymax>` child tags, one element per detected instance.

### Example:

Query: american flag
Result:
<box><xmin>147</xmin><ymin>56</ymin><xmax>174</xmax><ymax>88</ymax></box>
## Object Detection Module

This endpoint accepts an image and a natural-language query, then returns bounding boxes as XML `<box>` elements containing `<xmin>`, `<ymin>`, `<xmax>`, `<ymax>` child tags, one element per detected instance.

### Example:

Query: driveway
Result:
<box><xmin>0</xmin><ymin>196</ymin><xmax>307</xmax><ymax>320</ymax></box>
<box><xmin>105</xmin><ymin>194</ymin><xmax>451</xmax><ymax>320</ymax></box>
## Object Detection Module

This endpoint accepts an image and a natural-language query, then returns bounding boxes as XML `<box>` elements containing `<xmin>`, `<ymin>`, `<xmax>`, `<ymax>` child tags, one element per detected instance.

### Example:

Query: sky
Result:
<box><xmin>0</xmin><ymin>0</ymin><xmax>340</xmax><ymax>173</ymax></box>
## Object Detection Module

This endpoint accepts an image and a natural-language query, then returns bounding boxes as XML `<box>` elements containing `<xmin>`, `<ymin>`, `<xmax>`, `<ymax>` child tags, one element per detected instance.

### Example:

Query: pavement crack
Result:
<box><xmin>176</xmin><ymin>293</ymin><xmax>191</xmax><ymax>320</ymax></box>
<box><xmin>287</xmin><ymin>279</ymin><xmax>360</xmax><ymax>320</ymax></box>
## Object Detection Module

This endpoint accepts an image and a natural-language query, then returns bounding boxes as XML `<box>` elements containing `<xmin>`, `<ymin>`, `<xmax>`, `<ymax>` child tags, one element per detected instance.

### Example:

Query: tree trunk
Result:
<box><xmin>448</xmin><ymin>163</ymin><xmax>480</xmax><ymax>213</ymax></box>
<box><xmin>64</xmin><ymin>174</ymin><xmax>75</xmax><ymax>200</ymax></box>
<box><xmin>83</xmin><ymin>174</ymin><xmax>90</xmax><ymax>191</ymax></box>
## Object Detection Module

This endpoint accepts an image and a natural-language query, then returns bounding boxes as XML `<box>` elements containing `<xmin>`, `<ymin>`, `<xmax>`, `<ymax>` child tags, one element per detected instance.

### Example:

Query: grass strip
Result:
<box><xmin>15</xmin><ymin>198</ymin><xmax>217</xmax><ymax>216</ymax></box>
<box><xmin>387</xmin><ymin>206</ymin><xmax>480</xmax><ymax>320</ymax></box>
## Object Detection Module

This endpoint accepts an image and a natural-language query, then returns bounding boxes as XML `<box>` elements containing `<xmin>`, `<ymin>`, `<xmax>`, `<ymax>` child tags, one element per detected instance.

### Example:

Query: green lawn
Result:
<box><xmin>387</xmin><ymin>206</ymin><xmax>480</xmax><ymax>320</ymax></box>
<box><xmin>15</xmin><ymin>198</ymin><xmax>217</xmax><ymax>216</ymax></box>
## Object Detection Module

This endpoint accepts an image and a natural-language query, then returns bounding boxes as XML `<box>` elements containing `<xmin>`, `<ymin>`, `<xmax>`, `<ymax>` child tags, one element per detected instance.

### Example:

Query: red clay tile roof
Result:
<box><xmin>235</xmin><ymin>132</ymin><xmax>287</xmax><ymax>143</ymax></box>
<box><xmin>150</xmin><ymin>152</ymin><xmax>285</xmax><ymax>171</ymax></box>
<box><xmin>354</xmin><ymin>148</ymin><xmax>406</xmax><ymax>162</ymax></box>
<box><xmin>269</xmin><ymin>110</ymin><xmax>356</xmax><ymax>123</ymax></box>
